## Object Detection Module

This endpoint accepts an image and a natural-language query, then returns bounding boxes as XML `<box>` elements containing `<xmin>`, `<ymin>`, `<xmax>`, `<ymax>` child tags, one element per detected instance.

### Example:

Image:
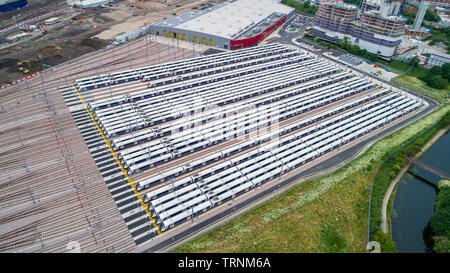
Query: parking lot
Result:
<box><xmin>285</xmin><ymin>14</ymin><xmax>314</xmax><ymax>33</ymax></box>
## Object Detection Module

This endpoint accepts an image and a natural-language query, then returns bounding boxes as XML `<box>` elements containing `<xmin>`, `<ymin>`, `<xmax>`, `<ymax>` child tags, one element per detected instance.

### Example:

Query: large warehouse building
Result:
<box><xmin>149</xmin><ymin>0</ymin><xmax>295</xmax><ymax>50</ymax></box>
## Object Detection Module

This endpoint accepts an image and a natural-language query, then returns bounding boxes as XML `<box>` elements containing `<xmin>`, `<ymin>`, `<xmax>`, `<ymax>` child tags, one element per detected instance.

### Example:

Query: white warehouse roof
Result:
<box><xmin>152</xmin><ymin>0</ymin><xmax>294</xmax><ymax>40</ymax></box>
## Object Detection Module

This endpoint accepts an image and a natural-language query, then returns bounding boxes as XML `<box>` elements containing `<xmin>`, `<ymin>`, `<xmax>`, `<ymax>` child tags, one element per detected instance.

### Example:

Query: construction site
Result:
<box><xmin>0</xmin><ymin>30</ymin><xmax>433</xmax><ymax>252</ymax></box>
<box><xmin>0</xmin><ymin>0</ymin><xmax>221</xmax><ymax>85</ymax></box>
<box><xmin>0</xmin><ymin>0</ymin><xmax>439</xmax><ymax>254</ymax></box>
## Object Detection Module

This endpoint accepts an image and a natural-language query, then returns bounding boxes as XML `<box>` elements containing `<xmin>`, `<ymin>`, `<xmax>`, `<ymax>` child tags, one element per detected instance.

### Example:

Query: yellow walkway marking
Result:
<box><xmin>72</xmin><ymin>84</ymin><xmax>162</xmax><ymax>235</ymax></box>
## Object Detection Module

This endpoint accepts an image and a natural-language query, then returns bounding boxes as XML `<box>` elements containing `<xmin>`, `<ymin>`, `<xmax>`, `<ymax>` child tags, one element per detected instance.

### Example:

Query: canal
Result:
<box><xmin>391</xmin><ymin>130</ymin><xmax>450</xmax><ymax>253</ymax></box>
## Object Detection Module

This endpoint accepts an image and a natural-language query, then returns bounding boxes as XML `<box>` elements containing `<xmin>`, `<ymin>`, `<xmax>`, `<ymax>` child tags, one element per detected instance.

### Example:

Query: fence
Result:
<box><xmin>391</xmin><ymin>77</ymin><xmax>448</xmax><ymax>105</ymax></box>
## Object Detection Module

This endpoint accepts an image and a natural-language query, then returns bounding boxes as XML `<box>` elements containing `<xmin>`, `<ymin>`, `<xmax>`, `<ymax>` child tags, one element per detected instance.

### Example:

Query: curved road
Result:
<box><xmin>141</xmin><ymin>14</ymin><xmax>440</xmax><ymax>253</ymax></box>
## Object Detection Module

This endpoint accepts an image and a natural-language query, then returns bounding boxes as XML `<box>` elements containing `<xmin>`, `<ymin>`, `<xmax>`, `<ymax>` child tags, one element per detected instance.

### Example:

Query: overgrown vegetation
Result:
<box><xmin>393</xmin><ymin>75</ymin><xmax>449</xmax><ymax>101</ymax></box>
<box><xmin>430</xmin><ymin>180</ymin><xmax>450</xmax><ymax>253</ymax></box>
<box><xmin>425</xmin><ymin>24</ymin><xmax>450</xmax><ymax>54</ymax></box>
<box><xmin>281</xmin><ymin>0</ymin><xmax>317</xmax><ymax>16</ymax></box>
<box><xmin>372</xmin><ymin>231</ymin><xmax>397</xmax><ymax>253</ymax></box>
<box><xmin>175</xmin><ymin>101</ymin><xmax>449</xmax><ymax>253</ymax></box>
<box><xmin>318</xmin><ymin>224</ymin><xmax>347</xmax><ymax>252</ymax></box>
<box><xmin>369</xmin><ymin>110</ymin><xmax>450</xmax><ymax>240</ymax></box>
<box><xmin>420</xmin><ymin>64</ymin><xmax>450</xmax><ymax>90</ymax></box>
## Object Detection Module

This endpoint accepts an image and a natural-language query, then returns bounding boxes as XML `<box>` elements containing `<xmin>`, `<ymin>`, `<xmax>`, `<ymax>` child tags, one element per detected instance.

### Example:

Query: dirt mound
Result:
<box><xmin>39</xmin><ymin>46</ymin><xmax>60</xmax><ymax>57</ymax></box>
<box><xmin>79</xmin><ymin>37</ymin><xmax>108</xmax><ymax>50</ymax></box>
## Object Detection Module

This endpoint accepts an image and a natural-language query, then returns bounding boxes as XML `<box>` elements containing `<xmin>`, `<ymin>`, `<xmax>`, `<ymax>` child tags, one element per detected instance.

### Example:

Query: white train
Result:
<box><xmin>134</xmin><ymin>88</ymin><xmax>393</xmax><ymax>191</ymax></box>
<box><xmin>108</xmin><ymin>72</ymin><xmax>353</xmax><ymax>151</ymax></box>
<box><xmin>155</xmin><ymin>100</ymin><xmax>421</xmax><ymax>231</ymax></box>
<box><xmin>120</xmin><ymin>78</ymin><xmax>375</xmax><ymax>174</ymax></box>
<box><xmin>76</xmin><ymin>43</ymin><xmax>294</xmax><ymax>92</ymax></box>
<box><xmin>95</xmin><ymin>64</ymin><xmax>340</xmax><ymax>138</ymax></box>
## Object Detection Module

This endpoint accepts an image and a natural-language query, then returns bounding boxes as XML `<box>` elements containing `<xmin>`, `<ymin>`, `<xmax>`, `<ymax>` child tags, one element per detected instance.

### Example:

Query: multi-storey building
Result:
<box><xmin>312</xmin><ymin>0</ymin><xmax>407</xmax><ymax>59</ymax></box>
<box><xmin>408</xmin><ymin>0</ymin><xmax>450</xmax><ymax>8</ymax></box>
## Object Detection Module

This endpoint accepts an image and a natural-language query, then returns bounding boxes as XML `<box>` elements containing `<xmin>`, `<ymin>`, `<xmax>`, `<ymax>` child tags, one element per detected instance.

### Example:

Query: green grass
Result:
<box><xmin>369</xmin><ymin>109</ymin><xmax>450</xmax><ymax>238</ymax></box>
<box><xmin>395</xmin><ymin>75</ymin><xmax>450</xmax><ymax>100</ymax></box>
<box><xmin>318</xmin><ymin>223</ymin><xmax>347</xmax><ymax>252</ymax></box>
<box><xmin>175</xmin><ymin>103</ymin><xmax>450</xmax><ymax>253</ymax></box>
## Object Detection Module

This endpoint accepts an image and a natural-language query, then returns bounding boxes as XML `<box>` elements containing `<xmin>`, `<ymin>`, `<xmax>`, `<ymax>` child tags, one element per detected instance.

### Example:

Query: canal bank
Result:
<box><xmin>390</xmin><ymin>127</ymin><xmax>450</xmax><ymax>252</ymax></box>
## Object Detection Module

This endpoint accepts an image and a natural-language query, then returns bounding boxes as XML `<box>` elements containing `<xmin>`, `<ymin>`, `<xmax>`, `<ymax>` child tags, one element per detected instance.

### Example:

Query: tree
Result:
<box><xmin>360</xmin><ymin>49</ymin><xmax>368</xmax><ymax>58</ymax></box>
<box><xmin>433</xmin><ymin>236</ymin><xmax>450</xmax><ymax>253</ymax></box>
<box><xmin>430</xmin><ymin>185</ymin><xmax>450</xmax><ymax>237</ymax></box>
<box><xmin>340</xmin><ymin>37</ymin><xmax>351</xmax><ymax>51</ymax></box>
<box><xmin>430</xmin><ymin>65</ymin><xmax>443</xmax><ymax>76</ymax></box>
<box><xmin>427</xmin><ymin>75</ymin><xmax>448</xmax><ymax>89</ymax></box>
<box><xmin>425</xmin><ymin>9</ymin><xmax>441</xmax><ymax>22</ymax></box>
<box><xmin>442</xmin><ymin>63</ymin><xmax>450</xmax><ymax>80</ymax></box>
<box><xmin>304</xmin><ymin>0</ymin><xmax>310</xmax><ymax>9</ymax></box>
<box><xmin>409</xmin><ymin>56</ymin><xmax>419</xmax><ymax>67</ymax></box>
<box><xmin>350</xmin><ymin>44</ymin><xmax>361</xmax><ymax>55</ymax></box>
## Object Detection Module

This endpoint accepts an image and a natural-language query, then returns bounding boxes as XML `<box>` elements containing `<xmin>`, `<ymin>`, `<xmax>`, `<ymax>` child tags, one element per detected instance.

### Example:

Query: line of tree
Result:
<box><xmin>281</xmin><ymin>0</ymin><xmax>318</xmax><ymax>16</ymax></box>
<box><xmin>430</xmin><ymin>181</ymin><xmax>450</xmax><ymax>253</ymax></box>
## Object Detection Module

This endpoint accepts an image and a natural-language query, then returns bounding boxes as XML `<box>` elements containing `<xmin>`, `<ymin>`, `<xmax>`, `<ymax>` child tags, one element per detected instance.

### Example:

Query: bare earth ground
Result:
<box><xmin>0</xmin><ymin>0</ymin><xmax>218</xmax><ymax>84</ymax></box>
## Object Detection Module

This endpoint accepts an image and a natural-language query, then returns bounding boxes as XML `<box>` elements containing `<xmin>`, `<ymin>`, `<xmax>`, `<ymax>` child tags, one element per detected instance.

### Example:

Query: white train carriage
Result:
<box><xmin>210</xmin><ymin>181</ymin><xmax>254</xmax><ymax>207</ymax></box>
<box><xmin>200</xmin><ymin>170</ymin><xmax>243</xmax><ymax>194</ymax></box>
<box><xmin>127</xmin><ymin>152</ymin><xmax>174</xmax><ymax>175</ymax></box>
<box><xmin>156</xmin><ymin>194</ymin><xmax>208</xmax><ymax>224</ymax></box>
<box><xmin>204</xmin><ymin>175</ymin><xmax>249</xmax><ymax>199</ymax></box>
<box><xmin>154</xmin><ymin>95</ymin><xmax>422</xmax><ymax>232</ymax></box>
<box><xmin>141</xmin><ymin>176</ymin><xmax>194</xmax><ymax>201</ymax></box>
<box><xmin>148</xmin><ymin>183</ymin><xmax>199</xmax><ymax>209</ymax></box>
<box><xmin>97</xmin><ymin>61</ymin><xmax>326</xmax><ymax>124</ymax></box>
<box><xmin>133</xmin><ymin>87</ymin><xmax>390</xmax><ymax>187</ymax></box>
<box><xmin>151</xmin><ymin>188</ymin><xmax>204</xmax><ymax>217</ymax></box>
<box><xmin>159</xmin><ymin>200</ymin><xmax>214</xmax><ymax>231</ymax></box>
<box><xmin>93</xmin><ymin>59</ymin><xmax>332</xmax><ymax>125</ymax></box>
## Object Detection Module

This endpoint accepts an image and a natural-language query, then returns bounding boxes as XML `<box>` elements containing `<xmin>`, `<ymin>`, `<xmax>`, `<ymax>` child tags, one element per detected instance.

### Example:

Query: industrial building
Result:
<box><xmin>148</xmin><ymin>0</ymin><xmax>295</xmax><ymax>50</ymax></box>
<box><xmin>312</xmin><ymin>0</ymin><xmax>407</xmax><ymax>59</ymax></box>
<box><xmin>0</xmin><ymin>0</ymin><xmax>27</xmax><ymax>12</ymax></box>
<box><xmin>75</xmin><ymin>0</ymin><xmax>113</xmax><ymax>8</ymax></box>
<box><xmin>424</xmin><ymin>48</ymin><xmax>450</xmax><ymax>67</ymax></box>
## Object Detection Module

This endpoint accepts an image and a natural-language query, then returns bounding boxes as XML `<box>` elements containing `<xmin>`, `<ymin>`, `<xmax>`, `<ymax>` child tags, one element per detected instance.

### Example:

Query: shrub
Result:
<box><xmin>430</xmin><ymin>184</ymin><xmax>450</xmax><ymax>237</ymax></box>
<box><xmin>318</xmin><ymin>224</ymin><xmax>347</xmax><ymax>252</ymax></box>
<box><xmin>442</xmin><ymin>63</ymin><xmax>450</xmax><ymax>80</ymax></box>
<box><xmin>433</xmin><ymin>236</ymin><xmax>450</xmax><ymax>253</ymax></box>
<box><xmin>372</xmin><ymin>231</ymin><xmax>397</xmax><ymax>253</ymax></box>
<box><xmin>392</xmin><ymin>164</ymin><xmax>402</xmax><ymax>173</ymax></box>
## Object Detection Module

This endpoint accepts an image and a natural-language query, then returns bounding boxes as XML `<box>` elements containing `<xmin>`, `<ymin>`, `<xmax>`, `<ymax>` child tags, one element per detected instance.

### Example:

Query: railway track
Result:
<box><xmin>0</xmin><ymin>35</ymin><xmax>188</xmax><ymax>253</ymax></box>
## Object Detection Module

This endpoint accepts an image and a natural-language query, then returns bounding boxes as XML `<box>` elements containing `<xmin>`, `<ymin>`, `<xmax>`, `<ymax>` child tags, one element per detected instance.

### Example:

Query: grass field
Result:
<box><xmin>175</xmin><ymin>101</ymin><xmax>450</xmax><ymax>253</ymax></box>
<box><xmin>395</xmin><ymin>75</ymin><xmax>450</xmax><ymax>100</ymax></box>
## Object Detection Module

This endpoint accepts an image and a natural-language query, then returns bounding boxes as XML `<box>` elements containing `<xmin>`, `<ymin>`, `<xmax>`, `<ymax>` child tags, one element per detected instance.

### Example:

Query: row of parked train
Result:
<box><xmin>147</xmin><ymin>93</ymin><xmax>421</xmax><ymax>231</ymax></box>
<box><xmin>75</xmin><ymin>43</ymin><xmax>295</xmax><ymax>92</ymax></box>
<box><xmin>92</xmin><ymin>59</ymin><xmax>339</xmax><ymax>139</ymax></box>
<box><xmin>107</xmin><ymin>72</ymin><xmax>353</xmax><ymax>152</ymax></box>
<box><xmin>118</xmin><ymin>77</ymin><xmax>376</xmax><ymax>175</ymax></box>
<box><xmin>134</xmin><ymin>88</ymin><xmax>394</xmax><ymax>192</ymax></box>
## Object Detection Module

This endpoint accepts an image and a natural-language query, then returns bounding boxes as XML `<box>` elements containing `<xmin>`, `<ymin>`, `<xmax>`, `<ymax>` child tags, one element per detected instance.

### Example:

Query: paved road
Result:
<box><xmin>141</xmin><ymin>16</ymin><xmax>440</xmax><ymax>253</ymax></box>
<box><xmin>143</xmin><ymin>76</ymin><xmax>438</xmax><ymax>254</ymax></box>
